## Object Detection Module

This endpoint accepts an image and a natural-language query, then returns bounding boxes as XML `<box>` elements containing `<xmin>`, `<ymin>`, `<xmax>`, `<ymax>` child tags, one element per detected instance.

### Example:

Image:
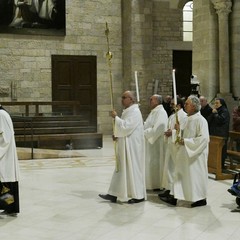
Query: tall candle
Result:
<box><xmin>172</xmin><ymin>69</ymin><xmax>177</xmax><ymax>105</ymax></box>
<box><xmin>154</xmin><ymin>79</ymin><xmax>159</xmax><ymax>94</ymax></box>
<box><xmin>135</xmin><ymin>71</ymin><xmax>140</xmax><ymax>102</ymax></box>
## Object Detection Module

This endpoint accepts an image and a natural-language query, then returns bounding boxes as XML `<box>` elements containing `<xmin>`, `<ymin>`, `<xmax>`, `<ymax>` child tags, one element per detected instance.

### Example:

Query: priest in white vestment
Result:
<box><xmin>160</xmin><ymin>98</ymin><xmax>187</xmax><ymax>197</ymax></box>
<box><xmin>0</xmin><ymin>106</ymin><xmax>20</xmax><ymax>215</ymax></box>
<box><xmin>144</xmin><ymin>94</ymin><xmax>168</xmax><ymax>190</ymax></box>
<box><xmin>160</xmin><ymin>95</ymin><xmax>209</xmax><ymax>207</ymax></box>
<box><xmin>99</xmin><ymin>91</ymin><xmax>146</xmax><ymax>204</ymax></box>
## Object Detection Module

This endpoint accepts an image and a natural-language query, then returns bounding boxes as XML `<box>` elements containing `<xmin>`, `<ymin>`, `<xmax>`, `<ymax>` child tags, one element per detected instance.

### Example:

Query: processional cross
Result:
<box><xmin>105</xmin><ymin>22</ymin><xmax>119</xmax><ymax>172</ymax></box>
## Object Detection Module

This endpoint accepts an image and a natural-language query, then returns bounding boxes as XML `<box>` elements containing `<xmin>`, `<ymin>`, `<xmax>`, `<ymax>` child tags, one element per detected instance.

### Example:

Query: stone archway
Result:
<box><xmin>178</xmin><ymin>0</ymin><xmax>191</xmax><ymax>9</ymax></box>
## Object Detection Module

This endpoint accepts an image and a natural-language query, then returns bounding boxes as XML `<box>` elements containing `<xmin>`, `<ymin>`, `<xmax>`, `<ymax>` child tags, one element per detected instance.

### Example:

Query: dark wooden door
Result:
<box><xmin>173</xmin><ymin>50</ymin><xmax>192</xmax><ymax>98</ymax></box>
<box><xmin>52</xmin><ymin>55</ymin><xmax>97</xmax><ymax>130</ymax></box>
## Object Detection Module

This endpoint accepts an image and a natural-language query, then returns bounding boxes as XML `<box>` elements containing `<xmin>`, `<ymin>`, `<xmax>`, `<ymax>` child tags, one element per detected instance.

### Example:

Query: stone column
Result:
<box><xmin>230</xmin><ymin>1</ymin><xmax>240</xmax><ymax>98</ymax></box>
<box><xmin>211</xmin><ymin>0</ymin><xmax>232</xmax><ymax>94</ymax></box>
<box><xmin>122</xmin><ymin>0</ymin><xmax>153</xmax><ymax>119</ymax></box>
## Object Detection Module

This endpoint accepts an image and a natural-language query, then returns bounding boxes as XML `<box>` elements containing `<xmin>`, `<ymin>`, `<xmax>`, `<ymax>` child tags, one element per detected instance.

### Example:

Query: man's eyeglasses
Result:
<box><xmin>122</xmin><ymin>96</ymin><xmax>129</xmax><ymax>99</ymax></box>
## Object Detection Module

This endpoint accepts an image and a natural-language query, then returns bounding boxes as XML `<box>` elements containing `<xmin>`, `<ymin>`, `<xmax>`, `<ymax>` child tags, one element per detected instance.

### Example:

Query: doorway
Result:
<box><xmin>173</xmin><ymin>50</ymin><xmax>192</xmax><ymax>98</ymax></box>
<box><xmin>52</xmin><ymin>55</ymin><xmax>97</xmax><ymax>129</ymax></box>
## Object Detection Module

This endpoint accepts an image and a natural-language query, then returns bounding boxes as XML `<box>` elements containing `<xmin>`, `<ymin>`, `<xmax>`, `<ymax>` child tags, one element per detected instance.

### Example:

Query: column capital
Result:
<box><xmin>211</xmin><ymin>0</ymin><xmax>232</xmax><ymax>16</ymax></box>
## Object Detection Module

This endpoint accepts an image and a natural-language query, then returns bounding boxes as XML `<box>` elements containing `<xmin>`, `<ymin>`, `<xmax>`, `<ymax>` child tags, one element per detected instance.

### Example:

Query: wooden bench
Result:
<box><xmin>2</xmin><ymin>101</ymin><xmax>103</xmax><ymax>152</ymax></box>
<box><xmin>12</xmin><ymin>115</ymin><xmax>91</xmax><ymax>135</ymax></box>
<box><xmin>208</xmin><ymin>136</ymin><xmax>234</xmax><ymax>180</ymax></box>
<box><xmin>227</xmin><ymin>131</ymin><xmax>240</xmax><ymax>170</ymax></box>
<box><xmin>15</xmin><ymin>131</ymin><xmax>102</xmax><ymax>150</ymax></box>
<box><xmin>2</xmin><ymin>101</ymin><xmax>81</xmax><ymax>116</ymax></box>
<box><xmin>11</xmin><ymin>115</ymin><xmax>102</xmax><ymax>150</ymax></box>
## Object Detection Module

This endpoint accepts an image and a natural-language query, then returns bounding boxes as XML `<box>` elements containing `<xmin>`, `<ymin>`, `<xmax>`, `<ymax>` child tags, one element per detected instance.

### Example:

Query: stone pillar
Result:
<box><xmin>192</xmin><ymin>0</ymin><xmax>219</xmax><ymax>101</ymax></box>
<box><xmin>122</xmin><ymin>0</ymin><xmax>153</xmax><ymax>119</ymax></box>
<box><xmin>211</xmin><ymin>0</ymin><xmax>232</xmax><ymax>94</ymax></box>
<box><xmin>230</xmin><ymin>1</ymin><xmax>240</xmax><ymax>98</ymax></box>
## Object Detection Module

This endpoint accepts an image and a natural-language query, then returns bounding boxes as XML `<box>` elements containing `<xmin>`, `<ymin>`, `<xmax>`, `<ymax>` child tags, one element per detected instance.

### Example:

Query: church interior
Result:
<box><xmin>0</xmin><ymin>0</ymin><xmax>240</xmax><ymax>239</ymax></box>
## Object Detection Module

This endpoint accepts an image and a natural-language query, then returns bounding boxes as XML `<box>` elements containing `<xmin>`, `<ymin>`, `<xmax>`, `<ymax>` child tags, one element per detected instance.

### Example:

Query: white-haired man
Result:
<box><xmin>99</xmin><ymin>91</ymin><xmax>146</xmax><ymax>204</ymax></box>
<box><xmin>160</xmin><ymin>95</ymin><xmax>209</xmax><ymax>207</ymax></box>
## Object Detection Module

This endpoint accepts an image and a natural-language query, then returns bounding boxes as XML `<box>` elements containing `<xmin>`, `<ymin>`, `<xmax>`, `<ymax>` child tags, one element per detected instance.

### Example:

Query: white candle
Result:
<box><xmin>154</xmin><ymin>79</ymin><xmax>159</xmax><ymax>94</ymax></box>
<box><xmin>172</xmin><ymin>69</ymin><xmax>177</xmax><ymax>105</ymax></box>
<box><xmin>135</xmin><ymin>71</ymin><xmax>140</xmax><ymax>102</ymax></box>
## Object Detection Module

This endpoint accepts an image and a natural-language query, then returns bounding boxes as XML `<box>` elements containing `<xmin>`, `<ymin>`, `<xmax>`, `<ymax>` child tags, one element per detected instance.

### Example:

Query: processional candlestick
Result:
<box><xmin>105</xmin><ymin>22</ymin><xmax>119</xmax><ymax>172</ymax></box>
<box><xmin>172</xmin><ymin>69</ymin><xmax>181</xmax><ymax>144</ymax></box>
<box><xmin>134</xmin><ymin>71</ymin><xmax>140</xmax><ymax>104</ymax></box>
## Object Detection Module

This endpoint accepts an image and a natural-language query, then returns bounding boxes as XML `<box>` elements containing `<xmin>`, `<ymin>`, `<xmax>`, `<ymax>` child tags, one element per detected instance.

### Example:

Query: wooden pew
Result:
<box><xmin>227</xmin><ymin>131</ymin><xmax>240</xmax><ymax>170</ymax></box>
<box><xmin>1</xmin><ymin>101</ymin><xmax>103</xmax><ymax>154</ymax></box>
<box><xmin>208</xmin><ymin>136</ymin><xmax>234</xmax><ymax>180</ymax></box>
<box><xmin>15</xmin><ymin>132</ymin><xmax>103</xmax><ymax>149</ymax></box>
<box><xmin>2</xmin><ymin>101</ymin><xmax>80</xmax><ymax>116</ymax></box>
<box><xmin>11</xmin><ymin>115</ymin><xmax>102</xmax><ymax>151</ymax></box>
<box><xmin>12</xmin><ymin>115</ymin><xmax>92</xmax><ymax>135</ymax></box>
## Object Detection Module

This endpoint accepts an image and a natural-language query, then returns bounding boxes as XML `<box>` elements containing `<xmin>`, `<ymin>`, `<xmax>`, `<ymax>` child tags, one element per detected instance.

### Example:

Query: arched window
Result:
<box><xmin>183</xmin><ymin>1</ymin><xmax>193</xmax><ymax>42</ymax></box>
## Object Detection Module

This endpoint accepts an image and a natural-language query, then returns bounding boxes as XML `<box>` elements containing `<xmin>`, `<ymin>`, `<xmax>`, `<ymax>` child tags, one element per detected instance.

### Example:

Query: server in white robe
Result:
<box><xmin>160</xmin><ymin>98</ymin><xmax>187</xmax><ymax>197</ymax></box>
<box><xmin>0</xmin><ymin>106</ymin><xmax>20</xmax><ymax>215</ymax></box>
<box><xmin>160</xmin><ymin>95</ymin><xmax>209</xmax><ymax>207</ymax></box>
<box><xmin>144</xmin><ymin>94</ymin><xmax>168</xmax><ymax>190</ymax></box>
<box><xmin>99</xmin><ymin>91</ymin><xmax>146</xmax><ymax>204</ymax></box>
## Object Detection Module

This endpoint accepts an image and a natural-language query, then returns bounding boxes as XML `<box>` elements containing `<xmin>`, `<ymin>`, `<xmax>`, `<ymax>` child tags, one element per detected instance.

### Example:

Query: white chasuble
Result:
<box><xmin>144</xmin><ymin>105</ymin><xmax>168</xmax><ymax>190</ymax></box>
<box><xmin>162</xmin><ymin>109</ymin><xmax>187</xmax><ymax>192</ymax></box>
<box><xmin>173</xmin><ymin>112</ymin><xmax>209</xmax><ymax>202</ymax></box>
<box><xmin>0</xmin><ymin>110</ymin><xmax>19</xmax><ymax>182</ymax></box>
<box><xmin>108</xmin><ymin>104</ymin><xmax>146</xmax><ymax>201</ymax></box>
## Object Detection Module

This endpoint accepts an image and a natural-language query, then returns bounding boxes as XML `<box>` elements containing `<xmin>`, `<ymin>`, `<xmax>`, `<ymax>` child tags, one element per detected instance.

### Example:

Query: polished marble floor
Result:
<box><xmin>0</xmin><ymin>136</ymin><xmax>239</xmax><ymax>240</ymax></box>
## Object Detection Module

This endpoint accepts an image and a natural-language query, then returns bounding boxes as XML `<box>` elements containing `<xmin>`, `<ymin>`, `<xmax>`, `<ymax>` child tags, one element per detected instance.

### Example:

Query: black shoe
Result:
<box><xmin>0</xmin><ymin>210</ymin><xmax>18</xmax><ymax>217</ymax></box>
<box><xmin>228</xmin><ymin>188</ymin><xmax>237</xmax><ymax>196</ymax></box>
<box><xmin>160</xmin><ymin>196</ymin><xmax>177</xmax><ymax>206</ymax></box>
<box><xmin>6</xmin><ymin>212</ymin><xmax>18</xmax><ymax>217</ymax></box>
<box><xmin>158</xmin><ymin>189</ymin><xmax>170</xmax><ymax>197</ymax></box>
<box><xmin>128</xmin><ymin>198</ymin><xmax>145</xmax><ymax>204</ymax></box>
<box><xmin>98</xmin><ymin>194</ymin><xmax>117</xmax><ymax>203</ymax></box>
<box><xmin>191</xmin><ymin>199</ymin><xmax>207</xmax><ymax>208</ymax></box>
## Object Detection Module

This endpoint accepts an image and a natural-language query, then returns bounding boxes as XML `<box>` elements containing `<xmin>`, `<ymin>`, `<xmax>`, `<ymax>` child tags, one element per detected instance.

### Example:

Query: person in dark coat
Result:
<box><xmin>162</xmin><ymin>95</ymin><xmax>173</xmax><ymax>117</ymax></box>
<box><xmin>232</xmin><ymin>104</ymin><xmax>240</xmax><ymax>151</ymax></box>
<box><xmin>208</xmin><ymin>98</ymin><xmax>230</xmax><ymax>169</ymax></box>
<box><xmin>199</xmin><ymin>96</ymin><xmax>212</xmax><ymax>123</ymax></box>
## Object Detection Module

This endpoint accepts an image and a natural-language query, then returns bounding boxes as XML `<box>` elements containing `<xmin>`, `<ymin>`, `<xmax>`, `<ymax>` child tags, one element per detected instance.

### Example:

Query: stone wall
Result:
<box><xmin>124</xmin><ymin>0</ymin><xmax>190</xmax><ymax>120</ymax></box>
<box><xmin>0</xmin><ymin>0</ymin><xmax>123</xmax><ymax>134</ymax></box>
<box><xmin>0</xmin><ymin>0</ymin><xmax>192</xmax><ymax>134</ymax></box>
<box><xmin>192</xmin><ymin>0</ymin><xmax>218</xmax><ymax>102</ymax></box>
<box><xmin>193</xmin><ymin>0</ymin><xmax>240</xmax><ymax>103</ymax></box>
<box><xmin>152</xmin><ymin>0</ymin><xmax>183</xmax><ymax>97</ymax></box>
<box><xmin>230</xmin><ymin>0</ymin><xmax>240</xmax><ymax>98</ymax></box>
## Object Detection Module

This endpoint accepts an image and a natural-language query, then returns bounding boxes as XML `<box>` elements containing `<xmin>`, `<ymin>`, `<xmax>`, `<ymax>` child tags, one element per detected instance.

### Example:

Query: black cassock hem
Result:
<box><xmin>0</xmin><ymin>182</ymin><xmax>20</xmax><ymax>213</ymax></box>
